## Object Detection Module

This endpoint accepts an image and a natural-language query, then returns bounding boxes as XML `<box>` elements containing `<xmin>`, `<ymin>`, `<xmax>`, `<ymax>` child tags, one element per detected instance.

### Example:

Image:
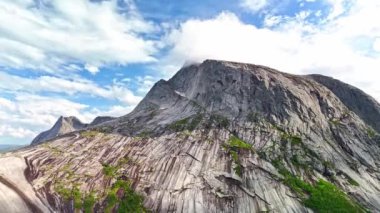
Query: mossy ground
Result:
<box><xmin>105</xmin><ymin>180</ymin><xmax>146</xmax><ymax>213</ymax></box>
<box><xmin>169</xmin><ymin>114</ymin><xmax>203</xmax><ymax>132</ymax></box>
<box><xmin>80</xmin><ymin>130</ymin><xmax>100</xmax><ymax>138</ymax></box>
<box><xmin>54</xmin><ymin>156</ymin><xmax>143</xmax><ymax>212</ymax></box>
<box><xmin>272</xmin><ymin>160</ymin><xmax>366</xmax><ymax>213</ymax></box>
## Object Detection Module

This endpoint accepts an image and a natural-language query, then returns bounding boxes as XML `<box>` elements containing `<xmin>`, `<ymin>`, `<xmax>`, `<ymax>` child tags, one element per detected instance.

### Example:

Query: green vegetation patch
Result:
<box><xmin>72</xmin><ymin>187</ymin><xmax>82</xmax><ymax>209</ymax></box>
<box><xmin>83</xmin><ymin>192</ymin><xmax>96</xmax><ymax>213</ymax></box>
<box><xmin>304</xmin><ymin>179</ymin><xmax>364</xmax><ymax>213</ymax></box>
<box><xmin>55</xmin><ymin>183</ymin><xmax>73</xmax><ymax>201</ymax></box>
<box><xmin>102</xmin><ymin>164</ymin><xmax>118</xmax><ymax>177</ymax></box>
<box><xmin>345</xmin><ymin>174</ymin><xmax>360</xmax><ymax>186</ymax></box>
<box><xmin>105</xmin><ymin>179</ymin><xmax>146</xmax><ymax>213</ymax></box>
<box><xmin>55</xmin><ymin>184</ymin><xmax>84</xmax><ymax>210</ymax></box>
<box><xmin>136</xmin><ymin>131</ymin><xmax>152</xmax><ymax>139</ymax></box>
<box><xmin>223</xmin><ymin>136</ymin><xmax>253</xmax><ymax>177</ymax></box>
<box><xmin>210</xmin><ymin>114</ymin><xmax>229</xmax><ymax>128</ymax></box>
<box><xmin>102</xmin><ymin>157</ymin><xmax>134</xmax><ymax>178</ymax></box>
<box><xmin>366</xmin><ymin>127</ymin><xmax>377</xmax><ymax>139</ymax></box>
<box><xmin>329</xmin><ymin>118</ymin><xmax>342</xmax><ymax>126</ymax></box>
<box><xmin>94</xmin><ymin>126</ymin><xmax>114</xmax><ymax>134</ymax></box>
<box><xmin>281</xmin><ymin>133</ymin><xmax>302</xmax><ymax>146</ymax></box>
<box><xmin>80</xmin><ymin>130</ymin><xmax>100</xmax><ymax>138</ymax></box>
<box><xmin>227</xmin><ymin>136</ymin><xmax>253</xmax><ymax>150</ymax></box>
<box><xmin>271</xmin><ymin>160</ymin><xmax>366</xmax><ymax>213</ymax></box>
<box><xmin>169</xmin><ymin>114</ymin><xmax>203</xmax><ymax>132</ymax></box>
<box><xmin>55</xmin><ymin>182</ymin><xmax>98</xmax><ymax>212</ymax></box>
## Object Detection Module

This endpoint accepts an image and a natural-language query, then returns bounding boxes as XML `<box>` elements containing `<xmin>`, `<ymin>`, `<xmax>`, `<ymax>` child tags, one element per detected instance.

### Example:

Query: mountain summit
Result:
<box><xmin>31</xmin><ymin>116</ymin><xmax>86</xmax><ymax>145</ymax></box>
<box><xmin>0</xmin><ymin>60</ymin><xmax>379</xmax><ymax>213</ymax></box>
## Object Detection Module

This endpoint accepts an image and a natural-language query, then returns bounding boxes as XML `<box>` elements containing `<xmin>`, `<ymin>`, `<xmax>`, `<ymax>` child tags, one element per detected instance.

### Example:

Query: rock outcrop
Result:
<box><xmin>1</xmin><ymin>60</ymin><xmax>379</xmax><ymax>213</ymax></box>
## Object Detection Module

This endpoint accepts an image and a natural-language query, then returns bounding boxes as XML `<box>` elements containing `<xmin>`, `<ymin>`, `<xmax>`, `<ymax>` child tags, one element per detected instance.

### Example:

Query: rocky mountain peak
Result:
<box><xmin>116</xmin><ymin>59</ymin><xmax>351</xmax><ymax>136</ymax></box>
<box><xmin>31</xmin><ymin>116</ymin><xmax>86</xmax><ymax>145</ymax></box>
<box><xmin>2</xmin><ymin>60</ymin><xmax>380</xmax><ymax>213</ymax></box>
<box><xmin>31</xmin><ymin>116</ymin><xmax>115</xmax><ymax>145</ymax></box>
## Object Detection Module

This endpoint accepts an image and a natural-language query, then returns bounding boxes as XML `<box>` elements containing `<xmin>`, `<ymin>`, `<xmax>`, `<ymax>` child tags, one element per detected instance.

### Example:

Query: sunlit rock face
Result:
<box><xmin>1</xmin><ymin>60</ymin><xmax>380</xmax><ymax>213</ymax></box>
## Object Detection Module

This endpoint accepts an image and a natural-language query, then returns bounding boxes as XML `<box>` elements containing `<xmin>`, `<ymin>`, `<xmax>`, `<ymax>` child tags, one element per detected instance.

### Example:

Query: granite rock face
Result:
<box><xmin>1</xmin><ymin>60</ymin><xmax>380</xmax><ymax>213</ymax></box>
<box><xmin>308</xmin><ymin>74</ymin><xmax>380</xmax><ymax>132</ymax></box>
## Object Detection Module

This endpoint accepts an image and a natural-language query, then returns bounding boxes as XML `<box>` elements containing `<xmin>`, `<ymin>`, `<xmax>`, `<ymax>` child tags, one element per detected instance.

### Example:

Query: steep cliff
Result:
<box><xmin>1</xmin><ymin>60</ymin><xmax>379</xmax><ymax>213</ymax></box>
<box><xmin>308</xmin><ymin>74</ymin><xmax>380</xmax><ymax>133</ymax></box>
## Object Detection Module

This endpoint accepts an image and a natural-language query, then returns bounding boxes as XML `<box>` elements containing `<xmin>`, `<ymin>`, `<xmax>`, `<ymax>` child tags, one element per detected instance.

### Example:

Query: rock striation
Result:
<box><xmin>0</xmin><ymin>59</ymin><xmax>379</xmax><ymax>213</ymax></box>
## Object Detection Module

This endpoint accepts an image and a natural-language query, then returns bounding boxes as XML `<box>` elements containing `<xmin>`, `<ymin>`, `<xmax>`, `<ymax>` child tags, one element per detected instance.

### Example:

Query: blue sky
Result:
<box><xmin>0</xmin><ymin>0</ymin><xmax>380</xmax><ymax>145</ymax></box>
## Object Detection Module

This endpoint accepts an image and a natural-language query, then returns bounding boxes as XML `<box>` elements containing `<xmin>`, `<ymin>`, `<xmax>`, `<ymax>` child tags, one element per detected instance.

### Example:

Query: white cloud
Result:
<box><xmin>0</xmin><ymin>94</ymin><xmax>90</xmax><ymax>142</ymax></box>
<box><xmin>0</xmin><ymin>71</ymin><xmax>142</xmax><ymax>105</ymax></box>
<box><xmin>374</xmin><ymin>38</ymin><xmax>380</xmax><ymax>52</ymax></box>
<box><xmin>135</xmin><ymin>75</ymin><xmax>156</xmax><ymax>94</ymax></box>
<box><xmin>325</xmin><ymin>0</ymin><xmax>347</xmax><ymax>20</ymax></box>
<box><xmin>240</xmin><ymin>0</ymin><xmax>268</xmax><ymax>12</ymax></box>
<box><xmin>163</xmin><ymin>2</ymin><xmax>380</xmax><ymax>101</ymax></box>
<box><xmin>0</xmin><ymin>94</ymin><xmax>137</xmax><ymax>144</ymax></box>
<box><xmin>0</xmin><ymin>97</ymin><xmax>16</xmax><ymax>111</ymax></box>
<box><xmin>263</xmin><ymin>15</ymin><xmax>283</xmax><ymax>27</ymax></box>
<box><xmin>0</xmin><ymin>125</ymin><xmax>36</xmax><ymax>139</ymax></box>
<box><xmin>84</xmin><ymin>64</ymin><xmax>100</xmax><ymax>74</ymax></box>
<box><xmin>0</xmin><ymin>0</ymin><xmax>158</xmax><ymax>73</ymax></box>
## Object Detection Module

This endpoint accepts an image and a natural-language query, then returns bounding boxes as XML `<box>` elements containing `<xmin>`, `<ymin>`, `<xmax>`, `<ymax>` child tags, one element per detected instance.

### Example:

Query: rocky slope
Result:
<box><xmin>0</xmin><ymin>59</ymin><xmax>379</xmax><ymax>213</ymax></box>
<box><xmin>308</xmin><ymin>74</ymin><xmax>380</xmax><ymax>133</ymax></box>
<box><xmin>31</xmin><ymin>116</ymin><xmax>115</xmax><ymax>145</ymax></box>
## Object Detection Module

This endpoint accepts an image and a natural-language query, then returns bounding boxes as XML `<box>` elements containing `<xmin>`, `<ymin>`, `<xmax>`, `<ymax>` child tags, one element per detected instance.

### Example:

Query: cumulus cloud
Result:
<box><xmin>0</xmin><ymin>71</ymin><xmax>142</xmax><ymax>105</ymax></box>
<box><xmin>0</xmin><ymin>125</ymin><xmax>36</xmax><ymax>139</ymax></box>
<box><xmin>162</xmin><ymin>1</ymin><xmax>380</xmax><ymax>101</ymax></box>
<box><xmin>0</xmin><ymin>0</ymin><xmax>157</xmax><ymax>73</ymax></box>
<box><xmin>240</xmin><ymin>0</ymin><xmax>268</xmax><ymax>12</ymax></box>
<box><xmin>85</xmin><ymin>64</ymin><xmax>100</xmax><ymax>75</ymax></box>
<box><xmin>0</xmin><ymin>94</ymin><xmax>89</xmax><ymax>143</ymax></box>
<box><xmin>374</xmin><ymin>38</ymin><xmax>380</xmax><ymax>52</ymax></box>
<box><xmin>0</xmin><ymin>94</ymin><xmax>137</xmax><ymax>144</ymax></box>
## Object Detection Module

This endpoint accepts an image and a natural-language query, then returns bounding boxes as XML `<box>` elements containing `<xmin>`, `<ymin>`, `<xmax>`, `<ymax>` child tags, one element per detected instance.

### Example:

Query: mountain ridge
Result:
<box><xmin>31</xmin><ymin>116</ymin><xmax>115</xmax><ymax>145</ymax></box>
<box><xmin>1</xmin><ymin>59</ymin><xmax>379</xmax><ymax>213</ymax></box>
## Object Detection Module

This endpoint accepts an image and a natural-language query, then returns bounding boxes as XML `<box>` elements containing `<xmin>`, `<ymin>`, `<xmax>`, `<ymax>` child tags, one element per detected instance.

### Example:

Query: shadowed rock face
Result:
<box><xmin>89</xmin><ymin>116</ymin><xmax>115</xmax><ymax>126</ymax></box>
<box><xmin>1</xmin><ymin>60</ymin><xmax>380</xmax><ymax>213</ymax></box>
<box><xmin>308</xmin><ymin>74</ymin><xmax>380</xmax><ymax>133</ymax></box>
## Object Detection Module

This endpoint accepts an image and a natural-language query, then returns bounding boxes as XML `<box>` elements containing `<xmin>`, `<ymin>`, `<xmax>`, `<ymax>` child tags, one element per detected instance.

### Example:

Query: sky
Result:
<box><xmin>0</xmin><ymin>0</ymin><xmax>379</xmax><ymax>145</ymax></box>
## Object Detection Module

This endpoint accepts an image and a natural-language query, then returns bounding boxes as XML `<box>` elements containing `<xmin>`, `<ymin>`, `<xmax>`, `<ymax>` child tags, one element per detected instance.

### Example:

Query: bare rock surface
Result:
<box><xmin>1</xmin><ymin>60</ymin><xmax>380</xmax><ymax>212</ymax></box>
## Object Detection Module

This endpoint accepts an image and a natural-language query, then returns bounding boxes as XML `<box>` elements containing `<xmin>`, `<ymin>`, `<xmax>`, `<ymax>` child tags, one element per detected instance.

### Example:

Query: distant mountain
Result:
<box><xmin>31</xmin><ymin>116</ymin><xmax>115</xmax><ymax>145</ymax></box>
<box><xmin>1</xmin><ymin>60</ymin><xmax>379</xmax><ymax>213</ymax></box>
<box><xmin>31</xmin><ymin>116</ymin><xmax>86</xmax><ymax>145</ymax></box>
<box><xmin>0</xmin><ymin>144</ymin><xmax>24</xmax><ymax>153</ymax></box>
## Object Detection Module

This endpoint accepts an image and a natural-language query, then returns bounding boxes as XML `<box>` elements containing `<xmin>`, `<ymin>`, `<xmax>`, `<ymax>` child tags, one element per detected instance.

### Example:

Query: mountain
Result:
<box><xmin>0</xmin><ymin>144</ymin><xmax>25</xmax><ymax>153</ymax></box>
<box><xmin>0</xmin><ymin>59</ymin><xmax>379</xmax><ymax>213</ymax></box>
<box><xmin>308</xmin><ymin>74</ymin><xmax>380</xmax><ymax>133</ymax></box>
<box><xmin>89</xmin><ymin>116</ymin><xmax>115</xmax><ymax>126</ymax></box>
<box><xmin>31</xmin><ymin>116</ymin><xmax>115</xmax><ymax>145</ymax></box>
